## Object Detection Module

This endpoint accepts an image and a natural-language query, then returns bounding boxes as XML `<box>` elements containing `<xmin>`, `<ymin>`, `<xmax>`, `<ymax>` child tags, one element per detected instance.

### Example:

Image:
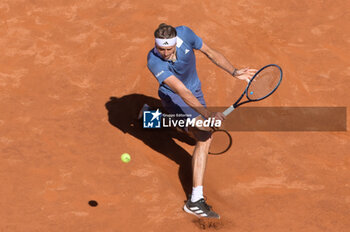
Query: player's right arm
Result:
<box><xmin>163</xmin><ymin>76</ymin><xmax>225</xmax><ymax>121</ymax></box>
<box><xmin>200</xmin><ymin>42</ymin><xmax>257</xmax><ymax>82</ymax></box>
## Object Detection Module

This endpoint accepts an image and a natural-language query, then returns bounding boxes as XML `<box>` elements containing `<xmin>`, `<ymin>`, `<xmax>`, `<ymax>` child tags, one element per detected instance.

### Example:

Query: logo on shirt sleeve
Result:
<box><xmin>156</xmin><ymin>70</ymin><xmax>164</xmax><ymax>77</ymax></box>
<box><xmin>176</xmin><ymin>37</ymin><xmax>183</xmax><ymax>48</ymax></box>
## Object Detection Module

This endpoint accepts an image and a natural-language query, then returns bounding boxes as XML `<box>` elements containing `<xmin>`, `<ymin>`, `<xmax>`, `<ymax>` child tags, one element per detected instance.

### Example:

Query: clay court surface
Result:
<box><xmin>1</xmin><ymin>0</ymin><xmax>350</xmax><ymax>231</ymax></box>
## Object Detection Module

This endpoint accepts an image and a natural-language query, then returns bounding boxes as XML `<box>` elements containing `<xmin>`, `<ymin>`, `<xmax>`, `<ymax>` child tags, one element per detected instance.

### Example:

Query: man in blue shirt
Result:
<box><xmin>147</xmin><ymin>23</ymin><xmax>256</xmax><ymax>219</ymax></box>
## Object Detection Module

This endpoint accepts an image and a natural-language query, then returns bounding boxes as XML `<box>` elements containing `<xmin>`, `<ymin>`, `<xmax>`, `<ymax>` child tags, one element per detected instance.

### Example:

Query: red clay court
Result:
<box><xmin>0</xmin><ymin>0</ymin><xmax>349</xmax><ymax>231</ymax></box>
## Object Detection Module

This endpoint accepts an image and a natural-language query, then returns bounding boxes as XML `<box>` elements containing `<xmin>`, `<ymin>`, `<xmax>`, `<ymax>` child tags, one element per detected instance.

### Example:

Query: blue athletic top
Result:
<box><xmin>147</xmin><ymin>26</ymin><xmax>203</xmax><ymax>96</ymax></box>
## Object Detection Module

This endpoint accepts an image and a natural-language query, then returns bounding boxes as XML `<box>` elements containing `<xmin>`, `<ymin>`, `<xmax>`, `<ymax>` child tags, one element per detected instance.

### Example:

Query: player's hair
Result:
<box><xmin>154</xmin><ymin>23</ymin><xmax>177</xmax><ymax>39</ymax></box>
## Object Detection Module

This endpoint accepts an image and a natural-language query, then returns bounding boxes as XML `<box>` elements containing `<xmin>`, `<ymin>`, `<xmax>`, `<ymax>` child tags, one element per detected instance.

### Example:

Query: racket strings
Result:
<box><xmin>248</xmin><ymin>66</ymin><xmax>281</xmax><ymax>100</ymax></box>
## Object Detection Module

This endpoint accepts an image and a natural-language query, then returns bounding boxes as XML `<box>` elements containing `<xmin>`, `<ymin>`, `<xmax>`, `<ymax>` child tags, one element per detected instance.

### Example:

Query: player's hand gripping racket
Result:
<box><xmin>208</xmin><ymin>64</ymin><xmax>283</xmax><ymax>155</ymax></box>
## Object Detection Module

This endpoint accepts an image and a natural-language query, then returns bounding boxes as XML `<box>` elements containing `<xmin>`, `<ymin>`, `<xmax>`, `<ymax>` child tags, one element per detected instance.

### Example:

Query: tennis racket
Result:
<box><xmin>223</xmin><ymin>64</ymin><xmax>283</xmax><ymax>116</ymax></box>
<box><xmin>208</xmin><ymin>64</ymin><xmax>283</xmax><ymax>155</ymax></box>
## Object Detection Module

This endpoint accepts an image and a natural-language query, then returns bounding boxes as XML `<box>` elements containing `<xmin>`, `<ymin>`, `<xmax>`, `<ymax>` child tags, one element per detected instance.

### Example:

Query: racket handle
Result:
<box><xmin>223</xmin><ymin>105</ymin><xmax>235</xmax><ymax>116</ymax></box>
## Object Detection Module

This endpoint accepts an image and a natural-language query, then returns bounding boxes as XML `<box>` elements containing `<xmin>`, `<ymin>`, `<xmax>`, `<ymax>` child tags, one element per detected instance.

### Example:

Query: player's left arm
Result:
<box><xmin>200</xmin><ymin>42</ymin><xmax>256</xmax><ymax>82</ymax></box>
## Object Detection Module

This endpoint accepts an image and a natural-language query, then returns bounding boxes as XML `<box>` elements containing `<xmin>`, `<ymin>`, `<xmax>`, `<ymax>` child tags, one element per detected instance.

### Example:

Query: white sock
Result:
<box><xmin>191</xmin><ymin>186</ymin><xmax>203</xmax><ymax>202</ymax></box>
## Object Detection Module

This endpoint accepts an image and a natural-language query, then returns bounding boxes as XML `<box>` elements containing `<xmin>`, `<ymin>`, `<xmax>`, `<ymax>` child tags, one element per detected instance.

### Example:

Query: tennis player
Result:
<box><xmin>147</xmin><ymin>23</ymin><xmax>256</xmax><ymax>218</ymax></box>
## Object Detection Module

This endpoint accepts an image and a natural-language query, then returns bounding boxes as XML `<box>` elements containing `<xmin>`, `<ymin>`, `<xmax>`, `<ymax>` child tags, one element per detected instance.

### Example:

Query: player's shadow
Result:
<box><xmin>105</xmin><ymin>94</ymin><xmax>196</xmax><ymax>198</ymax></box>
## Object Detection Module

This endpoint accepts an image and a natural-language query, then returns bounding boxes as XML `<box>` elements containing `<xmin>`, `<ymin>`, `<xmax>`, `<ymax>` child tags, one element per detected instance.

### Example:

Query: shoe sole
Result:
<box><xmin>183</xmin><ymin>205</ymin><xmax>220</xmax><ymax>219</ymax></box>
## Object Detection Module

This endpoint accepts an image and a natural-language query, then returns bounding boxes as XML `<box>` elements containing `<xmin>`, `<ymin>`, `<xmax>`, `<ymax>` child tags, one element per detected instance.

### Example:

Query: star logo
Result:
<box><xmin>150</xmin><ymin>109</ymin><xmax>162</xmax><ymax>121</ymax></box>
<box><xmin>143</xmin><ymin>109</ymin><xmax>162</xmax><ymax>128</ymax></box>
<box><xmin>185</xmin><ymin>49</ymin><xmax>190</xmax><ymax>54</ymax></box>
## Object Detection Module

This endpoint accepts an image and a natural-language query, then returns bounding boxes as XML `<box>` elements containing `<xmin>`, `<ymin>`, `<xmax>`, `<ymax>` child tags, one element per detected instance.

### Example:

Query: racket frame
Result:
<box><xmin>223</xmin><ymin>64</ymin><xmax>283</xmax><ymax>116</ymax></box>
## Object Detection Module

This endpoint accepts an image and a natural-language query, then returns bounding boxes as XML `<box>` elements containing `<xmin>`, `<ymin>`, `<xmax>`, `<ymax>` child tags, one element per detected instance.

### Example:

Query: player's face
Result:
<box><xmin>156</xmin><ymin>44</ymin><xmax>176</xmax><ymax>60</ymax></box>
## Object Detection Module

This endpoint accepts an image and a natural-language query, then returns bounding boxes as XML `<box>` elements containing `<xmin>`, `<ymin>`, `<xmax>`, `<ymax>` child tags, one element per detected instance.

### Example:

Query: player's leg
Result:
<box><xmin>159</xmin><ymin>89</ymin><xmax>220</xmax><ymax>218</ymax></box>
<box><xmin>190</xmin><ymin>128</ymin><xmax>212</xmax><ymax>188</ymax></box>
<box><xmin>183</xmin><ymin>127</ymin><xmax>220</xmax><ymax>218</ymax></box>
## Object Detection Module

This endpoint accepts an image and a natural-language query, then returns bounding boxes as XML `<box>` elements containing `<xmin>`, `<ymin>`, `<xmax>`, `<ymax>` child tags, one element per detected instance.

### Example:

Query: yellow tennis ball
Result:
<box><xmin>121</xmin><ymin>153</ymin><xmax>131</xmax><ymax>163</ymax></box>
